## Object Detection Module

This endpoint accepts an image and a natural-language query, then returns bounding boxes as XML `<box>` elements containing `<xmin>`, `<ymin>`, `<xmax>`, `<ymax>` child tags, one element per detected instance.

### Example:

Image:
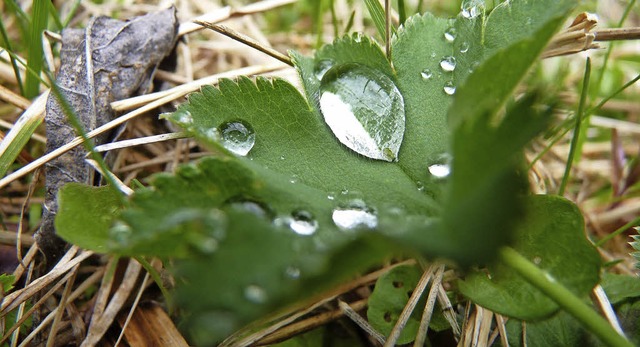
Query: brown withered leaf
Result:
<box><xmin>38</xmin><ymin>7</ymin><xmax>179</xmax><ymax>265</ymax></box>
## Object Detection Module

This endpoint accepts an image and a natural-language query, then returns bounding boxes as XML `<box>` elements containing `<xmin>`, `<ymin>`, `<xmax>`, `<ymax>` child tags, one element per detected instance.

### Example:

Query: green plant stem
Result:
<box><xmin>499</xmin><ymin>247</ymin><xmax>633</xmax><ymax>347</ymax></box>
<box><xmin>596</xmin><ymin>215</ymin><xmax>640</xmax><ymax>247</ymax></box>
<box><xmin>558</xmin><ymin>57</ymin><xmax>590</xmax><ymax>196</ymax></box>
<box><xmin>398</xmin><ymin>0</ymin><xmax>406</xmax><ymax>25</ymax></box>
<box><xmin>134</xmin><ymin>256</ymin><xmax>173</xmax><ymax>312</ymax></box>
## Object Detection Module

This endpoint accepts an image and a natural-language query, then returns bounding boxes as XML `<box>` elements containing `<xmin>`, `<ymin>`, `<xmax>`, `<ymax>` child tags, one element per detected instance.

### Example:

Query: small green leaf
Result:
<box><xmin>56</xmin><ymin>184</ymin><xmax>124</xmax><ymax>253</ymax></box>
<box><xmin>1</xmin><ymin>274</ymin><xmax>15</xmax><ymax>293</ymax></box>
<box><xmin>601</xmin><ymin>273</ymin><xmax>640</xmax><ymax>305</ymax></box>
<box><xmin>367</xmin><ymin>264</ymin><xmax>424</xmax><ymax>344</ymax></box>
<box><xmin>458</xmin><ymin>195</ymin><xmax>602</xmax><ymax>320</ymax></box>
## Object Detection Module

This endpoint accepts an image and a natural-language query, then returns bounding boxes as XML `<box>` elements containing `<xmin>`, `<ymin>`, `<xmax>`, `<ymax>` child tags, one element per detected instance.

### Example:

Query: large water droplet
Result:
<box><xmin>319</xmin><ymin>63</ymin><xmax>406</xmax><ymax>162</ymax></box>
<box><xmin>443</xmin><ymin>81</ymin><xmax>456</xmax><ymax>95</ymax></box>
<box><xmin>219</xmin><ymin>120</ymin><xmax>256</xmax><ymax>156</ymax></box>
<box><xmin>289</xmin><ymin>210</ymin><xmax>318</xmax><ymax>236</ymax></box>
<box><xmin>444</xmin><ymin>27</ymin><xmax>457</xmax><ymax>42</ymax></box>
<box><xmin>314</xmin><ymin>59</ymin><xmax>334</xmax><ymax>80</ymax></box>
<box><xmin>332</xmin><ymin>199</ymin><xmax>378</xmax><ymax>231</ymax></box>
<box><xmin>420</xmin><ymin>68</ymin><xmax>433</xmax><ymax>80</ymax></box>
<box><xmin>244</xmin><ymin>284</ymin><xmax>268</xmax><ymax>304</ymax></box>
<box><xmin>439</xmin><ymin>56</ymin><xmax>456</xmax><ymax>72</ymax></box>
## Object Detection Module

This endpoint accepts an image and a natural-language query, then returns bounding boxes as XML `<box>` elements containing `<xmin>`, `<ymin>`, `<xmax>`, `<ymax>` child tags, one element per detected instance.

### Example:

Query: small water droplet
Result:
<box><xmin>285</xmin><ymin>266</ymin><xmax>301</xmax><ymax>279</ymax></box>
<box><xmin>443</xmin><ymin>81</ymin><xmax>456</xmax><ymax>95</ymax></box>
<box><xmin>244</xmin><ymin>284</ymin><xmax>268</xmax><ymax>304</ymax></box>
<box><xmin>428</xmin><ymin>153</ymin><xmax>452</xmax><ymax>178</ymax></box>
<box><xmin>289</xmin><ymin>174</ymin><xmax>298</xmax><ymax>184</ymax></box>
<box><xmin>314</xmin><ymin>59</ymin><xmax>334</xmax><ymax>80</ymax></box>
<box><xmin>420</xmin><ymin>68</ymin><xmax>433</xmax><ymax>80</ymax></box>
<box><xmin>430</xmin><ymin>52</ymin><xmax>436</xmax><ymax>58</ymax></box>
<box><xmin>110</xmin><ymin>221</ymin><xmax>132</xmax><ymax>244</ymax></box>
<box><xmin>332</xmin><ymin>200</ymin><xmax>378</xmax><ymax>231</ymax></box>
<box><xmin>175</xmin><ymin>111</ymin><xmax>194</xmax><ymax>126</ymax></box>
<box><xmin>219</xmin><ymin>120</ymin><xmax>256</xmax><ymax>156</ymax></box>
<box><xmin>460</xmin><ymin>41</ymin><xmax>470</xmax><ymax>53</ymax></box>
<box><xmin>444</xmin><ymin>27</ymin><xmax>457</xmax><ymax>42</ymax></box>
<box><xmin>195</xmin><ymin>237</ymin><xmax>219</xmax><ymax>254</ymax></box>
<box><xmin>319</xmin><ymin>63</ymin><xmax>406</xmax><ymax>162</ymax></box>
<box><xmin>341</xmin><ymin>188</ymin><xmax>349</xmax><ymax>195</ymax></box>
<box><xmin>416</xmin><ymin>181</ymin><xmax>425</xmax><ymax>192</ymax></box>
<box><xmin>289</xmin><ymin>210</ymin><xmax>318</xmax><ymax>236</ymax></box>
<box><xmin>461</xmin><ymin>0</ymin><xmax>484</xmax><ymax>19</ymax></box>
<box><xmin>533</xmin><ymin>256</ymin><xmax>542</xmax><ymax>265</ymax></box>
<box><xmin>227</xmin><ymin>199</ymin><xmax>272</xmax><ymax>219</ymax></box>
<box><xmin>203</xmin><ymin>127</ymin><xmax>220</xmax><ymax>142</ymax></box>
<box><xmin>327</xmin><ymin>194</ymin><xmax>335</xmax><ymax>200</ymax></box>
<box><xmin>440</xmin><ymin>56</ymin><xmax>456</xmax><ymax>72</ymax></box>
<box><xmin>279</xmin><ymin>155</ymin><xmax>286</xmax><ymax>160</ymax></box>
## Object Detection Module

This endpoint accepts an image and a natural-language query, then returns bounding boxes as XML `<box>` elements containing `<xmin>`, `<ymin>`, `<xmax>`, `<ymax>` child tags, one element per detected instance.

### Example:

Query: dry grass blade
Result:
<box><xmin>384</xmin><ymin>263</ymin><xmax>438</xmax><ymax>347</ymax></box>
<box><xmin>256</xmin><ymin>298</ymin><xmax>369</xmax><ymax>346</ymax></box>
<box><xmin>593</xmin><ymin>285</ymin><xmax>625</xmax><ymax>335</ymax></box>
<box><xmin>81</xmin><ymin>259</ymin><xmax>142</xmax><ymax>346</ymax></box>
<box><xmin>194</xmin><ymin>21</ymin><xmax>293</xmax><ymax>66</ymax></box>
<box><xmin>46</xmin><ymin>265</ymin><xmax>78</xmax><ymax>347</ymax></box>
<box><xmin>413</xmin><ymin>264</ymin><xmax>445</xmax><ymax>347</ymax></box>
<box><xmin>115</xmin><ymin>302</ymin><xmax>189</xmax><ymax>347</ymax></box>
<box><xmin>1</xmin><ymin>246</ymin><xmax>92</xmax><ymax>314</ymax></box>
<box><xmin>18</xmin><ymin>268</ymin><xmax>105</xmax><ymax>347</ymax></box>
<box><xmin>338</xmin><ymin>299</ymin><xmax>386</xmax><ymax>345</ymax></box>
<box><xmin>0</xmin><ymin>84</ymin><xmax>30</xmax><ymax>110</ymax></box>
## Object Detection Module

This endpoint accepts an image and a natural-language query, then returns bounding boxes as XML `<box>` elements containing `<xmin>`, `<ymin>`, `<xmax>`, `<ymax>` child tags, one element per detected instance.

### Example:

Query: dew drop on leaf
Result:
<box><xmin>110</xmin><ymin>221</ymin><xmax>132</xmax><ymax>245</ymax></box>
<box><xmin>461</xmin><ymin>0</ymin><xmax>484</xmax><ymax>18</ymax></box>
<box><xmin>427</xmin><ymin>153</ymin><xmax>452</xmax><ymax>179</ymax></box>
<box><xmin>439</xmin><ymin>56</ymin><xmax>456</xmax><ymax>72</ymax></box>
<box><xmin>460</xmin><ymin>41</ymin><xmax>470</xmax><ymax>53</ymax></box>
<box><xmin>244</xmin><ymin>284</ymin><xmax>268</xmax><ymax>304</ymax></box>
<box><xmin>420</xmin><ymin>68</ymin><xmax>433</xmax><ymax>80</ymax></box>
<box><xmin>319</xmin><ymin>63</ymin><xmax>406</xmax><ymax>162</ymax></box>
<box><xmin>444</xmin><ymin>27</ymin><xmax>457</xmax><ymax>42</ymax></box>
<box><xmin>443</xmin><ymin>81</ymin><xmax>456</xmax><ymax>95</ymax></box>
<box><xmin>289</xmin><ymin>209</ymin><xmax>318</xmax><ymax>236</ymax></box>
<box><xmin>226</xmin><ymin>198</ymin><xmax>272</xmax><ymax>219</ymax></box>
<box><xmin>218</xmin><ymin>120</ymin><xmax>256</xmax><ymax>156</ymax></box>
<box><xmin>285</xmin><ymin>266</ymin><xmax>301</xmax><ymax>279</ymax></box>
<box><xmin>332</xmin><ymin>199</ymin><xmax>378</xmax><ymax>231</ymax></box>
<box><xmin>175</xmin><ymin>110</ymin><xmax>193</xmax><ymax>126</ymax></box>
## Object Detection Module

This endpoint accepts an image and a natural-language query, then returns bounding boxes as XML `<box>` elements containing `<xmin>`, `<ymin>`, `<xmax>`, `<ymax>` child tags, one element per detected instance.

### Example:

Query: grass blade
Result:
<box><xmin>363</xmin><ymin>0</ymin><xmax>386</xmax><ymax>41</ymax></box>
<box><xmin>558</xmin><ymin>58</ymin><xmax>591</xmax><ymax>196</ymax></box>
<box><xmin>25</xmin><ymin>0</ymin><xmax>49</xmax><ymax>98</ymax></box>
<box><xmin>0</xmin><ymin>91</ymin><xmax>47</xmax><ymax>178</ymax></box>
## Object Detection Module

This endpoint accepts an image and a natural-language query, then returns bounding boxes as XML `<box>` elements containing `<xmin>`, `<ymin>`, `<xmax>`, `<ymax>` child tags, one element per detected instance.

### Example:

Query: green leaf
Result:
<box><xmin>601</xmin><ymin>273</ymin><xmax>640</xmax><ymax>305</ymax></box>
<box><xmin>458</xmin><ymin>195</ymin><xmax>602</xmax><ymax>320</ymax></box>
<box><xmin>0</xmin><ymin>274</ymin><xmax>15</xmax><ymax>293</ymax></box>
<box><xmin>56</xmin><ymin>184</ymin><xmax>124</xmax><ymax>253</ymax></box>
<box><xmin>367</xmin><ymin>264</ymin><xmax>424</xmax><ymax>344</ymax></box>
<box><xmin>505</xmin><ymin>311</ymin><xmax>592</xmax><ymax>347</ymax></box>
